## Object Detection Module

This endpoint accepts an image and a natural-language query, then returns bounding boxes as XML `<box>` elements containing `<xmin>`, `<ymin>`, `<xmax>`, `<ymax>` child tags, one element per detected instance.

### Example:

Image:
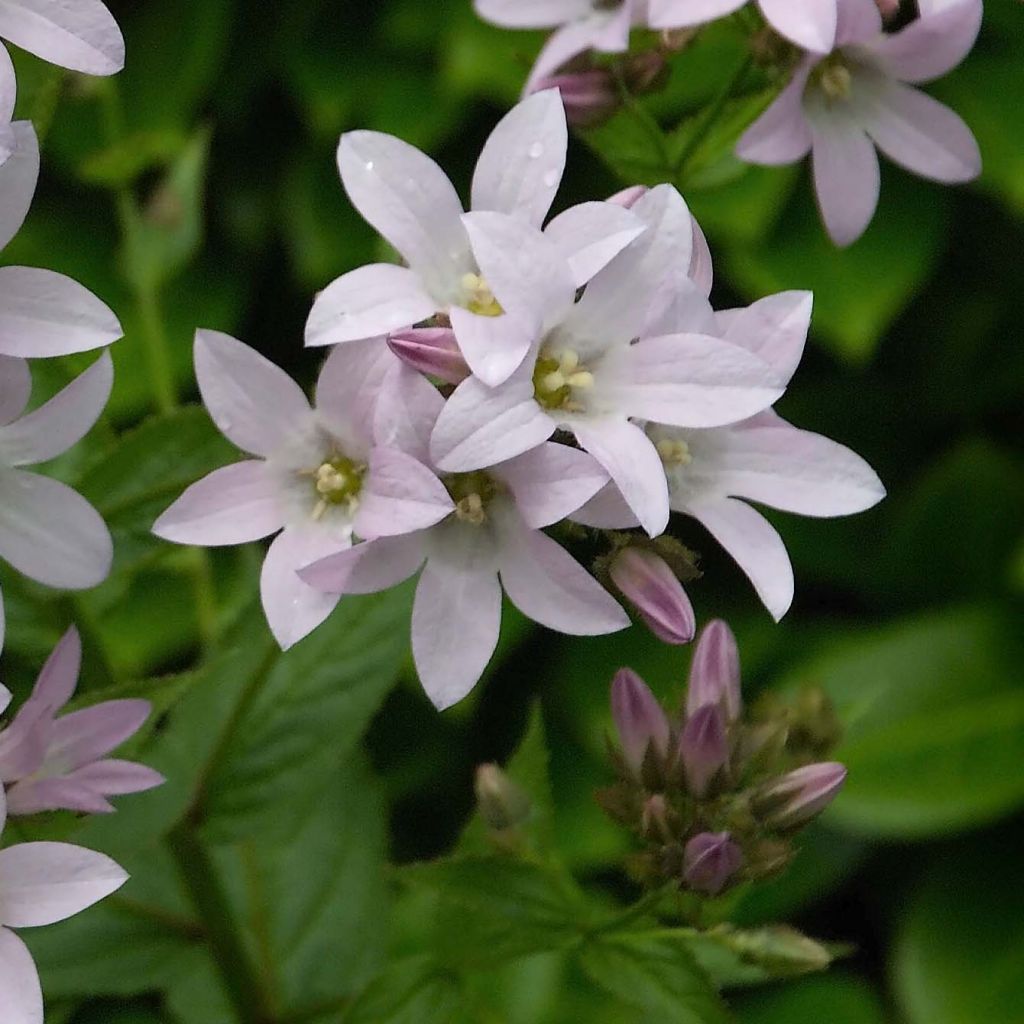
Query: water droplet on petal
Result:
<box><xmin>528</xmin><ymin>143</ymin><xmax>543</xmax><ymax>159</ymax></box>
<box><xmin>365</xmin><ymin>160</ymin><xmax>375</xmax><ymax>171</ymax></box>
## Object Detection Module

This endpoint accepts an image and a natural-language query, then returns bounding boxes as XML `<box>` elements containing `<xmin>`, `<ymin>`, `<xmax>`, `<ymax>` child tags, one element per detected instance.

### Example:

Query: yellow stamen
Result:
<box><xmin>657</xmin><ymin>438</ymin><xmax>692</xmax><ymax>466</ymax></box>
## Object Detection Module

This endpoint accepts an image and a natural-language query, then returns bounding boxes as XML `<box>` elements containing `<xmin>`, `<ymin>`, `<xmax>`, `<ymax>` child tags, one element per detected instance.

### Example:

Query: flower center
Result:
<box><xmin>656</xmin><ymin>438</ymin><xmax>692</xmax><ymax>467</ymax></box>
<box><xmin>461</xmin><ymin>273</ymin><xmax>503</xmax><ymax>317</ymax></box>
<box><xmin>813</xmin><ymin>55</ymin><xmax>853</xmax><ymax>102</ymax></box>
<box><xmin>445</xmin><ymin>471</ymin><xmax>499</xmax><ymax>525</ymax></box>
<box><xmin>303</xmin><ymin>456</ymin><xmax>365</xmax><ymax>521</ymax></box>
<box><xmin>532</xmin><ymin>348</ymin><xmax>594</xmax><ymax>412</ymax></box>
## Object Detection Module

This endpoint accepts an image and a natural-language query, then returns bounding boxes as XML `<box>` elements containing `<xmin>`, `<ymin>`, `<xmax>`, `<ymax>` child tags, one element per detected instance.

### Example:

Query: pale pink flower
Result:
<box><xmin>0</xmin><ymin>353</ymin><xmax>114</xmax><ymax>650</ymax></box>
<box><xmin>305</xmin><ymin>90</ymin><xmax>645</xmax><ymax>387</ymax></box>
<box><xmin>153</xmin><ymin>331</ymin><xmax>455</xmax><ymax>650</ymax></box>
<box><xmin>609</xmin><ymin>547</ymin><xmax>695</xmax><ymax>644</ymax></box>
<box><xmin>0</xmin><ymin>788</ymin><xmax>127</xmax><ymax>1024</ymax></box>
<box><xmin>299</xmin><ymin>364</ymin><xmax>628</xmax><ymax>710</ymax></box>
<box><xmin>573</xmin><ymin>290</ymin><xmax>885</xmax><ymax>618</ymax></box>
<box><xmin>652</xmin><ymin>0</ymin><xmax>842</xmax><ymax>54</ymax></box>
<box><xmin>686</xmin><ymin>619</ymin><xmax>742</xmax><ymax>721</ymax></box>
<box><xmin>736</xmin><ymin>0</ymin><xmax>982</xmax><ymax>245</ymax></box>
<box><xmin>428</xmin><ymin>185</ymin><xmax>785</xmax><ymax>538</ymax></box>
<box><xmin>0</xmin><ymin>122</ymin><xmax>122</xmax><ymax>355</ymax></box>
<box><xmin>475</xmin><ymin>0</ymin><xmax>650</xmax><ymax>94</ymax></box>
<box><xmin>0</xmin><ymin>627</ymin><xmax>163</xmax><ymax>815</ymax></box>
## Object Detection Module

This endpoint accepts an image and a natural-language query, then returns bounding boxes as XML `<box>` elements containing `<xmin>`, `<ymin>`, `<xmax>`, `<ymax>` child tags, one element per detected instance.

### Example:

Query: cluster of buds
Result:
<box><xmin>599</xmin><ymin>620</ymin><xmax>846</xmax><ymax>896</ymax></box>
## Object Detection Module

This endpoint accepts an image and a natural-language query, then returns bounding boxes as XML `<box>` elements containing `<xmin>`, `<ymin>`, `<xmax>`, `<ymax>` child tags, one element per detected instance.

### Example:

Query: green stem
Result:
<box><xmin>674</xmin><ymin>53</ymin><xmax>754</xmax><ymax>177</ymax></box>
<box><xmin>612</xmin><ymin>71</ymin><xmax>674</xmax><ymax>177</ymax></box>
<box><xmin>168</xmin><ymin>820</ymin><xmax>277</xmax><ymax>1024</ymax></box>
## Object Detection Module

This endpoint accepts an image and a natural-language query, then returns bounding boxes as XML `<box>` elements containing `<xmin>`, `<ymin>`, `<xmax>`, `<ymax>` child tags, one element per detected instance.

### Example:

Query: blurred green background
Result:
<box><xmin>1</xmin><ymin>1</ymin><xmax>1022</xmax><ymax>1021</ymax></box>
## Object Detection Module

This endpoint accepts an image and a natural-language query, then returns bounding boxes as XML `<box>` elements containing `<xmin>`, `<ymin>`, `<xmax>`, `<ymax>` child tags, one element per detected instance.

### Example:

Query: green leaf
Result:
<box><xmin>733</xmin><ymin>972</ymin><xmax>886</xmax><ymax>1024</ymax></box>
<box><xmin>775</xmin><ymin>606</ymin><xmax>1024</xmax><ymax>836</ymax></box>
<box><xmin>78</xmin><ymin>129</ymin><xmax>189</xmax><ymax>188</ymax></box>
<box><xmin>344</xmin><ymin>957</ymin><xmax>462</xmax><ymax>1024</ymax></box>
<box><xmin>893</xmin><ymin>835</ymin><xmax>1024</xmax><ymax>1024</ymax></box>
<box><xmin>578</xmin><ymin>931</ymin><xmax>730</xmax><ymax>1024</ymax></box>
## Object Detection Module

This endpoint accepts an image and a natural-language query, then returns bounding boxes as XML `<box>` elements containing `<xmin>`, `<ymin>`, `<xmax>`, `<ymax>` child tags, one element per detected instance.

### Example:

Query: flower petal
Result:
<box><xmin>689</xmin><ymin>217</ymin><xmax>714</xmax><ymax>297</ymax></box>
<box><xmin>6</xmin><ymin>776</ymin><xmax>114</xmax><ymax>815</ymax></box>
<box><xmin>449</xmin><ymin>305</ymin><xmax>537</xmax><ymax>388</ymax></box>
<box><xmin>648</xmin><ymin>0</ymin><xmax>745</xmax><ymax>29</ymax></box>
<box><xmin>496</xmin><ymin>506</ymin><xmax>628</xmax><ymax>634</ymax></box>
<box><xmin>0</xmin><ymin>267</ymin><xmax>121</xmax><ymax>358</ymax></box>
<box><xmin>413</xmin><ymin>528</ymin><xmax>502</xmax><ymax>710</ymax></box>
<box><xmin>491</xmin><ymin>442</ymin><xmax>609</xmax><ymax>528</ymax></box>
<box><xmin>570</xmin><ymin>481</ymin><xmax>640</xmax><ymax>529</ymax></box>
<box><xmin>354</xmin><ymin>446</ymin><xmax>454</xmax><ymax>540</ymax></box>
<box><xmin>314</xmin><ymin>335</ymin><xmax>398</xmax><ymax>440</ymax></box>
<box><xmin>715</xmin><ymin>290</ymin><xmax>812</xmax><ymax>385</ymax></box>
<box><xmin>430</xmin><ymin>371</ymin><xmax>554</xmax><ymax>472</ymax></box>
<box><xmin>760</xmin><ymin>0</ymin><xmax>837</xmax><ymax>52</ymax></box>
<box><xmin>0</xmin><ymin>469</ymin><xmax>111</xmax><ymax>588</ymax></box>
<box><xmin>45</xmin><ymin>699</ymin><xmax>150</xmax><ymax>771</ymax></box>
<box><xmin>372</xmin><ymin>359</ymin><xmax>445</xmax><ymax>463</ymax></box>
<box><xmin>0</xmin><ymin>927</ymin><xmax>43</xmax><ymax>1024</ymax></box>
<box><xmin>338</xmin><ymin>130</ymin><xmax>470</xmax><ymax>297</ymax></box>
<box><xmin>0</xmin><ymin>352</ymin><xmax>111</xmax><ymax>466</ymax></box>
<box><xmin>835</xmin><ymin>0</ymin><xmax>882</xmax><ymax>44</ymax></box>
<box><xmin>474</xmin><ymin>0</ymin><xmax>592</xmax><ymax>27</ymax></box>
<box><xmin>599</xmin><ymin>333</ymin><xmax>784</xmax><ymax>427</ymax></box>
<box><xmin>31</xmin><ymin>625</ymin><xmax>80</xmax><ymax>711</ymax></box>
<box><xmin>299</xmin><ymin>534</ymin><xmax>426</xmax><ymax>596</ymax></box>
<box><xmin>684</xmin><ymin>496</ymin><xmax>794</xmax><ymax>620</ymax></box>
<box><xmin>0</xmin><ymin>355</ymin><xmax>30</xmax><ymax>425</ymax></box>
<box><xmin>472</xmin><ymin>89</ymin><xmax>567</xmax><ymax>227</ymax></box>
<box><xmin>0</xmin><ymin>41</ymin><xmax>15</xmax><ymax>125</ymax></box>
<box><xmin>304</xmin><ymin>264</ymin><xmax>437</xmax><ymax>348</ymax></box>
<box><xmin>571</xmin><ymin>416</ymin><xmax>669</xmax><ymax>537</ymax></box>
<box><xmin>0</xmin><ymin>0</ymin><xmax>124</xmax><ymax>74</ymax></box>
<box><xmin>524</xmin><ymin>20</ymin><xmax>603</xmax><ymax>94</ymax></box>
<box><xmin>63</xmin><ymin>758</ymin><xmax>164</xmax><ymax>795</ymax></box>
<box><xmin>0</xmin><ymin>121</ymin><xmax>38</xmax><ymax>252</ymax></box>
<box><xmin>867</xmin><ymin>0</ymin><xmax>981</xmax><ymax>83</ymax></box>
<box><xmin>543</xmin><ymin>200</ymin><xmax>646</xmax><ymax>288</ymax></box>
<box><xmin>260</xmin><ymin>527</ymin><xmax>347</xmax><ymax>651</ymax></box>
<box><xmin>0</xmin><ymin>841</ymin><xmax>126</xmax><ymax>927</ymax></box>
<box><xmin>194</xmin><ymin>329</ymin><xmax>311</xmax><ymax>457</ymax></box>
<box><xmin>736</xmin><ymin>63</ymin><xmax>814</xmax><ymax>165</ymax></box>
<box><xmin>860</xmin><ymin>81</ymin><xmax>980</xmax><ymax>183</ymax></box>
<box><xmin>152</xmin><ymin>461</ymin><xmax>284</xmax><ymax>546</ymax></box>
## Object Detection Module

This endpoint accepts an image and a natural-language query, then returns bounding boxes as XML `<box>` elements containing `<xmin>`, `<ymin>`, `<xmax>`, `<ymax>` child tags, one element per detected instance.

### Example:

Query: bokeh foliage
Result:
<box><xmin>1</xmin><ymin>0</ymin><xmax>1022</xmax><ymax>1021</ymax></box>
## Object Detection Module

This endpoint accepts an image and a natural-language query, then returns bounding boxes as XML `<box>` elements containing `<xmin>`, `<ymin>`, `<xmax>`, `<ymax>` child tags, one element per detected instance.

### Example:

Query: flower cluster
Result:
<box><xmin>477</xmin><ymin>0</ymin><xmax>982</xmax><ymax>245</ymax></box>
<box><xmin>602</xmin><ymin>619</ymin><xmax>846</xmax><ymax>896</ymax></box>
<box><xmin>157</xmin><ymin>92</ymin><xmax>883</xmax><ymax>708</ymax></box>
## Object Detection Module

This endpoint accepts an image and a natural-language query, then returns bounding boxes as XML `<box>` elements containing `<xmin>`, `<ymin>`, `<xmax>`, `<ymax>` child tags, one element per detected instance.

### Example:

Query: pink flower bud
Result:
<box><xmin>536</xmin><ymin>71</ymin><xmax>620</xmax><ymax>128</ymax></box>
<box><xmin>683</xmin><ymin>832</ymin><xmax>743</xmax><ymax>895</ymax></box>
<box><xmin>679</xmin><ymin>704</ymin><xmax>728</xmax><ymax>797</ymax></box>
<box><xmin>610</xmin><ymin>548</ymin><xmax>696</xmax><ymax>646</ymax></box>
<box><xmin>757</xmin><ymin>762</ymin><xmax>847</xmax><ymax>830</ymax></box>
<box><xmin>607</xmin><ymin>185</ymin><xmax>648</xmax><ymax>209</ymax></box>
<box><xmin>387</xmin><ymin>328</ymin><xmax>469</xmax><ymax>385</ymax></box>
<box><xmin>686</xmin><ymin>619</ymin><xmax>741</xmax><ymax>721</ymax></box>
<box><xmin>611</xmin><ymin>668</ymin><xmax>671</xmax><ymax>775</ymax></box>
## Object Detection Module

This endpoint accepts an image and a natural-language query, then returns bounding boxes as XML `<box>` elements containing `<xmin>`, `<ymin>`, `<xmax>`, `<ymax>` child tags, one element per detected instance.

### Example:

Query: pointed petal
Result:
<box><xmin>600</xmin><ymin>333</ymin><xmax>784</xmax><ymax>427</ymax></box>
<box><xmin>64</xmin><ymin>758</ymin><xmax>164</xmax><ymax>796</ymax></box>
<box><xmin>338</xmin><ymin>131</ymin><xmax>469</xmax><ymax>296</ymax></box>
<box><xmin>430</xmin><ymin>372</ymin><xmax>554</xmax><ymax>472</ymax></box>
<box><xmin>0</xmin><ymin>352</ymin><xmax>111</xmax><ymax>466</ymax></box>
<box><xmin>472</xmin><ymin>89</ymin><xmax>567</xmax><ymax>227</ymax></box>
<box><xmin>835</xmin><ymin>0</ymin><xmax>882</xmax><ymax>44</ymax></box>
<box><xmin>543</xmin><ymin>201</ymin><xmax>646</xmax><ymax>288</ymax></box>
<box><xmin>0</xmin><ymin>0</ymin><xmax>124</xmax><ymax>74</ymax></box>
<box><xmin>304</xmin><ymin>264</ymin><xmax>436</xmax><ymax>348</ymax></box>
<box><xmin>689</xmin><ymin>217</ymin><xmax>714</xmax><ymax>297</ymax></box>
<box><xmin>152</xmin><ymin>461</ymin><xmax>284</xmax><ymax>546</ymax></box>
<box><xmin>524</xmin><ymin>20</ymin><xmax>603</xmax><ymax>94</ymax></box>
<box><xmin>0</xmin><ymin>355</ymin><xmax>30</xmax><ymax>425</ymax></box>
<box><xmin>0</xmin><ymin>121</ymin><xmax>38</xmax><ymax>252</ymax></box>
<box><xmin>413</xmin><ymin>530</ymin><xmax>502</xmax><ymax>710</ymax></box>
<box><xmin>46</xmin><ymin>699</ymin><xmax>150</xmax><ymax>771</ymax></box>
<box><xmin>474</xmin><ymin>0</ymin><xmax>592</xmax><ymax>27</ymax></box>
<box><xmin>868</xmin><ymin>0</ymin><xmax>981</xmax><ymax>83</ymax></box>
<box><xmin>648</xmin><ymin>0</ymin><xmax>745</xmax><ymax>28</ymax></box>
<box><xmin>736</xmin><ymin>64</ymin><xmax>814</xmax><ymax>165</ymax></box>
<box><xmin>372</xmin><ymin>359</ymin><xmax>445</xmax><ymax>463</ymax></box>
<box><xmin>570</xmin><ymin>480</ymin><xmax>640</xmax><ymax>529</ymax></box>
<box><xmin>492</xmin><ymin>442</ymin><xmax>609</xmax><ymax>528</ymax></box>
<box><xmin>449</xmin><ymin>305</ymin><xmax>537</xmax><ymax>388</ymax></box>
<box><xmin>496</xmin><ymin>508</ymin><xmax>628</xmax><ymax>634</ymax></box>
<box><xmin>194</xmin><ymin>329</ymin><xmax>310</xmax><ymax>457</ymax></box>
<box><xmin>0</xmin><ymin>841</ymin><xmax>126</xmax><ymax>927</ymax></box>
<box><xmin>260</xmin><ymin>527</ymin><xmax>347</xmax><ymax>651</ymax></box>
<box><xmin>0</xmin><ymin>469</ymin><xmax>111</xmax><ymax>588</ymax></box>
<box><xmin>31</xmin><ymin>625</ymin><xmax>80</xmax><ymax>711</ymax></box>
<box><xmin>760</xmin><ymin>0</ymin><xmax>837</xmax><ymax>52</ymax></box>
<box><xmin>0</xmin><ymin>41</ymin><xmax>14</xmax><ymax>124</ymax></box>
<box><xmin>861</xmin><ymin>81</ymin><xmax>980</xmax><ymax>183</ymax></box>
<box><xmin>0</xmin><ymin>267</ymin><xmax>121</xmax><ymax>358</ymax></box>
<box><xmin>685</xmin><ymin>496</ymin><xmax>794</xmax><ymax>620</ymax></box>
<box><xmin>315</xmin><ymin>335</ymin><xmax>397</xmax><ymax>439</ymax></box>
<box><xmin>715</xmin><ymin>291</ymin><xmax>812</xmax><ymax>385</ymax></box>
<box><xmin>571</xmin><ymin>416</ymin><xmax>669</xmax><ymax>537</ymax></box>
<box><xmin>299</xmin><ymin>534</ymin><xmax>426</xmax><ymax>596</ymax></box>
<box><xmin>5</xmin><ymin>777</ymin><xmax>114</xmax><ymax>815</ymax></box>
<box><xmin>0</xmin><ymin>927</ymin><xmax>42</xmax><ymax>1024</ymax></box>
<box><xmin>355</xmin><ymin>446</ymin><xmax>454</xmax><ymax>540</ymax></box>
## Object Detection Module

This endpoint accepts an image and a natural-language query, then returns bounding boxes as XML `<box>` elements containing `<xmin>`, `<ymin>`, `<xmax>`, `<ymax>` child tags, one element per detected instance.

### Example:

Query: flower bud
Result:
<box><xmin>756</xmin><ymin>762</ymin><xmax>847</xmax><ymax>830</ymax></box>
<box><xmin>678</xmin><ymin>704</ymin><xmax>729</xmax><ymax>798</ymax></box>
<box><xmin>610</xmin><ymin>548</ymin><xmax>696</xmax><ymax>646</ymax></box>
<box><xmin>474</xmin><ymin>763</ymin><xmax>531</xmax><ymax>831</ymax></box>
<box><xmin>641</xmin><ymin>793</ymin><xmax>673</xmax><ymax>842</ymax></box>
<box><xmin>683</xmin><ymin>832</ymin><xmax>743</xmax><ymax>895</ymax></box>
<box><xmin>611</xmin><ymin>668</ymin><xmax>671</xmax><ymax>775</ymax></box>
<box><xmin>607</xmin><ymin>185</ymin><xmax>648</xmax><ymax>209</ymax></box>
<box><xmin>387</xmin><ymin>328</ymin><xmax>469</xmax><ymax>385</ymax></box>
<box><xmin>686</xmin><ymin>619</ymin><xmax>741</xmax><ymax>721</ymax></box>
<box><xmin>536</xmin><ymin>70</ymin><xmax>620</xmax><ymax>128</ymax></box>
